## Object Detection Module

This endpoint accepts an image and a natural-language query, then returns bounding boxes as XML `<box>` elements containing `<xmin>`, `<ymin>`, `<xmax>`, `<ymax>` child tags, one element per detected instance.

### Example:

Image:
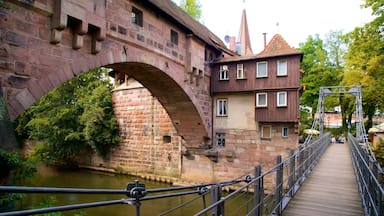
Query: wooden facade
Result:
<box><xmin>212</xmin><ymin>55</ymin><xmax>301</xmax><ymax>92</ymax></box>
<box><xmin>212</xmin><ymin>37</ymin><xmax>303</xmax><ymax>123</ymax></box>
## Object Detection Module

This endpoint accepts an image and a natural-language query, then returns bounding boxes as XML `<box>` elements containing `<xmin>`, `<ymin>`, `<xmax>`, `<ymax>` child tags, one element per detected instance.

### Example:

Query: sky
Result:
<box><xmin>181</xmin><ymin>0</ymin><xmax>375</xmax><ymax>53</ymax></box>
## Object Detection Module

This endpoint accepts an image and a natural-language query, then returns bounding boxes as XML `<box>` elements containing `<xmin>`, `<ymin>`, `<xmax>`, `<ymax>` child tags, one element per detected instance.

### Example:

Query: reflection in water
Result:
<box><xmin>18</xmin><ymin>165</ymin><xmax>206</xmax><ymax>216</ymax></box>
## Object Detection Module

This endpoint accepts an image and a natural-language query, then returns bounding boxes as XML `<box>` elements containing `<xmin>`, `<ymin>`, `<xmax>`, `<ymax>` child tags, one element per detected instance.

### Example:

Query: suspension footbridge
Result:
<box><xmin>1</xmin><ymin>86</ymin><xmax>383</xmax><ymax>216</ymax></box>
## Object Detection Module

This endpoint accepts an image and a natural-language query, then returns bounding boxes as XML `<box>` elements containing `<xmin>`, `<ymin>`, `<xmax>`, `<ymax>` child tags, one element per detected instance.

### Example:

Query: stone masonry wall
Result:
<box><xmin>78</xmin><ymin>83</ymin><xmax>182</xmax><ymax>178</ymax></box>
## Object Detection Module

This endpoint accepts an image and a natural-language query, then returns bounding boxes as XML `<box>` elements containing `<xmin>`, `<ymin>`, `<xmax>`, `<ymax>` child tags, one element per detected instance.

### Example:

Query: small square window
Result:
<box><xmin>261</xmin><ymin>126</ymin><xmax>272</xmax><ymax>139</ymax></box>
<box><xmin>217</xmin><ymin>99</ymin><xmax>228</xmax><ymax>116</ymax></box>
<box><xmin>257</xmin><ymin>62</ymin><xmax>268</xmax><ymax>78</ymax></box>
<box><xmin>282</xmin><ymin>127</ymin><xmax>288</xmax><ymax>137</ymax></box>
<box><xmin>170</xmin><ymin>29</ymin><xmax>178</xmax><ymax>45</ymax></box>
<box><xmin>277</xmin><ymin>60</ymin><xmax>287</xmax><ymax>76</ymax></box>
<box><xmin>237</xmin><ymin>64</ymin><xmax>246</xmax><ymax>79</ymax></box>
<box><xmin>256</xmin><ymin>93</ymin><xmax>267</xmax><ymax>107</ymax></box>
<box><xmin>277</xmin><ymin>92</ymin><xmax>287</xmax><ymax>107</ymax></box>
<box><xmin>163</xmin><ymin>135</ymin><xmax>172</xmax><ymax>143</ymax></box>
<box><xmin>219</xmin><ymin>65</ymin><xmax>229</xmax><ymax>80</ymax></box>
<box><xmin>132</xmin><ymin>7</ymin><xmax>143</xmax><ymax>27</ymax></box>
<box><xmin>216</xmin><ymin>133</ymin><xmax>225</xmax><ymax>147</ymax></box>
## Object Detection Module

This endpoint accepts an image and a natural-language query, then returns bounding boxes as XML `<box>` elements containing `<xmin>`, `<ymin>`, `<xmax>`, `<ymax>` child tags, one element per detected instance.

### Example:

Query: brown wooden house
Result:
<box><xmin>210</xmin><ymin>31</ymin><xmax>303</xmax><ymax>176</ymax></box>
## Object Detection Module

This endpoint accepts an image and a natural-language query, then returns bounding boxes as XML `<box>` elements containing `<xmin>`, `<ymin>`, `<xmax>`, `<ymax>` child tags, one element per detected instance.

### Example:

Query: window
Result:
<box><xmin>131</xmin><ymin>7</ymin><xmax>143</xmax><ymax>27</ymax></box>
<box><xmin>282</xmin><ymin>127</ymin><xmax>288</xmax><ymax>137</ymax></box>
<box><xmin>217</xmin><ymin>99</ymin><xmax>228</xmax><ymax>116</ymax></box>
<box><xmin>237</xmin><ymin>64</ymin><xmax>246</xmax><ymax>79</ymax></box>
<box><xmin>256</xmin><ymin>93</ymin><xmax>267</xmax><ymax>107</ymax></box>
<box><xmin>277</xmin><ymin>92</ymin><xmax>287</xmax><ymax>107</ymax></box>
<box><xmin>170</xmin><ymin>29</ymin><xmax>178</xmax><ymax>45</ymax></box>
<box><xmin>257</xmin><ymin>62</ymin><xmax>268</xmax><ymax>78</ymax></box>
<box><xmin>219</xmin><ymin>65</ymin><xmax>229</xmax><ymax>80</ymax></box>
<box><xmin>261</xmin><ymin>125</ymin><xmax>272</xmax><ymax>139</ymax></box>
<box><xmin>216</xmin><ymin>133</ymin><xmax>225</xmax><ymax>146</ymax></box>
<box><xmin>277</xmin><ymin>60</ymin><xmax>287</xmax><ymax>76</ymax></box>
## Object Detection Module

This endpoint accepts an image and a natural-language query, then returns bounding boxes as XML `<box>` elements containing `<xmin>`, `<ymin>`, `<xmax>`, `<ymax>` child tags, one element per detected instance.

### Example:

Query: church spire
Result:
<box><xmin>237</xmin><ymin>8</ymin><xmax>253</xmax><ymax>56</ymax></box>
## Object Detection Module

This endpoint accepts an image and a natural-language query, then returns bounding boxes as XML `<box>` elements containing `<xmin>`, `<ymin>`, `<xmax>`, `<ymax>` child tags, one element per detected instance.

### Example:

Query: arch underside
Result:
<box><xmin>108</xmin><ymin>62</ymin><xmax>209</xmax><ymax>148</ymax></box>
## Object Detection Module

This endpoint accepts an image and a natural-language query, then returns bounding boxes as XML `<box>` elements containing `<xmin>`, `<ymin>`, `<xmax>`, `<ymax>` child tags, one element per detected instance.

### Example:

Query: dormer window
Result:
<box><xmin>219</xmin><ymin>65</ymin><xmax>229</xmax><ymax>80</ymax></box>
<box><xmin>277</xmin><ymin>60</ymin><xmax>287</xmax><ymax>76</ymax></box>
<box><xmin>237</xmin><ymin>64</ymin><xmax>246</xmax><ymax>79</ymax></box>
<box><xmin>131</xmin><ymin>7</ymin><xmax>143</xmax><ymax>27</ymax></box>
<box><xmin>257</xmin><ymin>61</ymin><xmax>268</xmax><ymax>78</ymax></box>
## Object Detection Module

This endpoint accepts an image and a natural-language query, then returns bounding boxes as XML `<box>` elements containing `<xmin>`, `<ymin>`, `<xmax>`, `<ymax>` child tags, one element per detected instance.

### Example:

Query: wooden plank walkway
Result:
<box><xmin>283</xmin><ymin>143</ymin><xmax>364</xmax><ymax>216</ymax></box>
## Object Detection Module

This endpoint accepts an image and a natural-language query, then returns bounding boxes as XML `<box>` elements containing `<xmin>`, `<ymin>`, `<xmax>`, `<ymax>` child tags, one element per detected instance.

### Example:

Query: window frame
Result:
<box><xmin>256</xmin><ymin>61</ymin><xmax>268</xmax><ymax>78</ymax></box>
<box><xmin>261</xmin><ymin>125</ymin><xmax>272</xmax><ymax>139</ymax></box>
<box><xmin>216</xmin><ymin>133</ymin><xmax>226</xmax><ymax>147</ymax></box>
<box><xmin>219</xmin><ymin>65</ymin><xmax>229</xmax><ymax>81</ymax></box>
<box><xmin>282</xmin><ymin>127</ymin><xmax>288</xmax><ymax>137</ymax></box>
<box><xmin>256</xmin><ymin>93</ymin><xmax>268</xmax><ymax>107</ymax></box>
<box><xmin>277</xmin><ymin>91</ymin><xmax>287</xmax><ymax>107</ymax></box>
<box><xmin>170</xmin><ymin>29</ymin><xmax>179</xmax><ymax>45</ymax></box>
<box><xmin>131</xmin><ymin>7</ymin><xmax>143</xmax><ymax>27</ymax></box>
<box><xmin>277</xmin><ymin>59</ymin><xmax>287</xmax><ymax>76</ymax></box>
<box><xmin>236</xmin><ymin>64</ymin><xmax>246</xmax><ymax>79</ymax></box>
<box><xmin>216</xmin><ymin>98</ymin><xmax>228</xmax><ymax>117</ymax></box>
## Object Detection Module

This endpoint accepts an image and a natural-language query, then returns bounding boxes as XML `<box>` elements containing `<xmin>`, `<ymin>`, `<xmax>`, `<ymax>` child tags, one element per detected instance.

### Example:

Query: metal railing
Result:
<box><xmin>195</xmin><ymin>133</ymin><xmax>331</xmax><ymax>216</ymax></box>
<box><xmin>349</xmin><ymin>133</ymin><xmax>384</xmax><ymax>216</ymax></box>
<box><xmin>0</xmin><ymin>134</ymin><xmax>331</xmax><ymax>216</ymax></box>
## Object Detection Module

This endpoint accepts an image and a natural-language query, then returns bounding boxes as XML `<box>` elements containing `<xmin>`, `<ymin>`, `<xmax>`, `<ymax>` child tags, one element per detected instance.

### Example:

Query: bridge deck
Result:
<box><xmin>283</xmin><ymin>143</ymin><xmax>364</xmax><ymax>216</ymax></box>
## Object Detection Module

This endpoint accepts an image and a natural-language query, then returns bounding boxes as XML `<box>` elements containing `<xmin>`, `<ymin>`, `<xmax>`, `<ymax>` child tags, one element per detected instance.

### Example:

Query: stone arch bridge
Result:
<box><xmin>0</xmin><ymin>0</ymin><xmax>231</xmax><ymax>148</ymax></box>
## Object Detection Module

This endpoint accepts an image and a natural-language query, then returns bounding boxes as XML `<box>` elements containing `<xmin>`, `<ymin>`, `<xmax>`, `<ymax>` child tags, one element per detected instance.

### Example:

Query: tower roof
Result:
<box><xmin>256</xmin><ymin>34</ymin><xmax>302</xmax><ymax>58</ymax></box>
<box><xmin>237</xmin><ymin>9</ymin><xmax>253</xmax><ymax>56</ymax></box>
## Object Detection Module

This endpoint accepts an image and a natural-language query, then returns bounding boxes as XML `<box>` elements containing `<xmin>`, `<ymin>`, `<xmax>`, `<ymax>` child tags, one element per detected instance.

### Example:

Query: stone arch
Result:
<box><xmin>108</xmin><ymin>61</ymin><xmax>210</xmax><ymax>148</ymax></box>
<box><xmin>5</xmin><ymin>46</ymin><xmax>210</xmax><ymax>148</ymax></box>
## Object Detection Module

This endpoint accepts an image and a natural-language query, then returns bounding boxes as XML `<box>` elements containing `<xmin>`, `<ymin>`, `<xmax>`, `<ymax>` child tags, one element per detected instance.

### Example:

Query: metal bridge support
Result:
<box><xmin>311</xmin><ymin>86</ymin><xmax>366</xmax><ymax>140</ymax></box>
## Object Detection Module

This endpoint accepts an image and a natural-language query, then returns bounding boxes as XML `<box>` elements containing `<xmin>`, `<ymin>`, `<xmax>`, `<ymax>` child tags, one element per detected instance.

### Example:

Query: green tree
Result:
<box><xmin>15</xmin><ymin>68</ymin><xmax>120</xmax><ymax>164</ymax></box>
<box><xmin>179</xmin><ymin>0</ymin><xmax>202</xmax><ymax>21</ymax></box>
<box><xmin>299</xmin><ymin>34</ymin><xmax>341</xmax><ymax>113</ymax></box>
<box><xmin>342</xmin><ymin>0</ymin><xmax>384</xmax><ymax>129</ymax></box>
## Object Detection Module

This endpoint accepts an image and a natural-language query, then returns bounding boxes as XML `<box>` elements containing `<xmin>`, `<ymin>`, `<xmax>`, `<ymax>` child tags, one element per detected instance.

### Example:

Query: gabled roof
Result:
<box><xmin>144</xmin><ymin>0</ymin><xmax>235</xmax><ymax>55</ymax></box>
<box><xmin>213</xmin><ymin>34</ymin><xmax>303</xmax><ymax>64</ymax></box>
<box><xmin>237</xmin><ymin>9</ymin><xmax>253</xmax><ymax>56</ymax></box>
<box><xmin>256</xmin><ymin>34</ymin><xmax>302</xmax><ymax>58</ymax></box>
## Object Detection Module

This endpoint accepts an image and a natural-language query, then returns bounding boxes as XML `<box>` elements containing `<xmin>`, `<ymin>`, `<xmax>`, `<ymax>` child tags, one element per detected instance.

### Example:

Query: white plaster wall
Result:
<box><xmin>213</xmin><ymin>93</ymin><xmax>257</xmax><ymax>130</ymax></box>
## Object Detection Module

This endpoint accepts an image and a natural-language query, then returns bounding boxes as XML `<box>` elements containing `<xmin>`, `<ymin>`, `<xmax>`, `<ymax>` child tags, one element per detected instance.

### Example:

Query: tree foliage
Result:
<box><xmin>298</xmin><ymin>33</ymin><xmax>344</xmax><ymax>113</ymax></box>
<box><xmin>341</xmin><ymin>0</ymin><xmax>384</xmax><ymax>129</ymax></box>
<box><xmin>15</xmin><ymin>68</ymin><xmax>120</xmax><ymax>163</ymax></box>
<box><xmin>179</xmin><ymin>0</ymin><xmax>202</xmax><ymax>21</ymax></box>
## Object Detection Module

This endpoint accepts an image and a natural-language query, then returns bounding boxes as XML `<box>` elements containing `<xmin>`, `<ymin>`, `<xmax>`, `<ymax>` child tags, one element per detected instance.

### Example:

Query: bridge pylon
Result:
<box><xmin>310</xmin><ymin>86</ymin><xmax>366</xmax><ymax>142</ymax></box>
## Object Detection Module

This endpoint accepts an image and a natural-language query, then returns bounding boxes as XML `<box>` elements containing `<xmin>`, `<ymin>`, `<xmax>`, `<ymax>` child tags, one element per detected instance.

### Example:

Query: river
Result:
<box><xmin>16</xmin><ymin>165</ymin><xmax>210</xmax><ymax>216</ymax></box>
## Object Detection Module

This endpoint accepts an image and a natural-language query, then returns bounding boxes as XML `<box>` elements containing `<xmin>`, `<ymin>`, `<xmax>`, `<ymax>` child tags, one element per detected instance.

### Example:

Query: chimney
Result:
<box><xmin>263</xmin><ymin>33</ymin><xmax>267</xmax><ymax>48</ymax></box>
<box><xmin>229</xmin><ymin>36</ymin><xmax>236</xmax><ymax>52</ymax></box>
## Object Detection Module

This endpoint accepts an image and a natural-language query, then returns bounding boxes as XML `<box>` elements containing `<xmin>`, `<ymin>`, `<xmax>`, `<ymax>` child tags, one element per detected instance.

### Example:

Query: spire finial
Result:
<box><xmin>276</xmin><ymin>22</ymin><xmax>280</xmax><ymax>33</ymax></box>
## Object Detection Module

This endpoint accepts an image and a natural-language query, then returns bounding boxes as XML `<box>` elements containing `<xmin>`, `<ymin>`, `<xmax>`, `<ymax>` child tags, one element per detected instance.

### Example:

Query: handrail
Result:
<box><xmin>195</xmin><ymin>133</ymin><xmax>331</xmax><ymax>216</ymax></box>
<box><xmin>349</xmin><ymin>133</ymin><xmax>384</xmax><ymax>216</ymax></box>
<box><xmin>1</xmin><ymin>133</ymin><xmax>331</xmax><ymax>216</ymax></box>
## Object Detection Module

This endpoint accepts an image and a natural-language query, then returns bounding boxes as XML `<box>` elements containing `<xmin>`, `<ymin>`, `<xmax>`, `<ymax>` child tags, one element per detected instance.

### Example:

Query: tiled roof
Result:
<box><xmin>256</xmin><ymin>34</ymin><xmax>302</xmax><ymax>58</ymax></box>
<box><xmin>146</xmin><ymin>0</ymin><xmax>234</xmax><ymax>55</ymax></box>
<box><xmin>214</xmin><ymin>34</ymin><xmax>302</xmax><ymax>63</ymax></box>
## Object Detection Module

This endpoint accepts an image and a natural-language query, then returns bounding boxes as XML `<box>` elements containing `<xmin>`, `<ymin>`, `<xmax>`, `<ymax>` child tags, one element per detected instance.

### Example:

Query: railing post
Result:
<box><xmin>288</xmin><ymin>149</ymin><xmax>295</xmax><ymax>197</ymax></box>
<box><xmin>275</xmin><ymin>155</ymin><xmax>283</xmax><ymax>216</ymax></box>
<box><xmin>297</xmin><ymin>145</ymin><xmax>303</xmax><ymax>184</ymax></box>
<box><xmin>210</xmin><ymin>184</ymin><xmax>222</xmax><ymax>216</ymax></box>
<box><xmin>253</xmin><ymin>165</ymin><xmax>262</xmax><ymax>216</ymax></box>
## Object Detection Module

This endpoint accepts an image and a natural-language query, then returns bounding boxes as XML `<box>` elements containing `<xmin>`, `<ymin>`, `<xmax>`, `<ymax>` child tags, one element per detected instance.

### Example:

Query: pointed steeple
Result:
<box><xmin>237</xmin><ymin>9</ymin><xmax>253</xmax><ymax>56</ymax></box>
